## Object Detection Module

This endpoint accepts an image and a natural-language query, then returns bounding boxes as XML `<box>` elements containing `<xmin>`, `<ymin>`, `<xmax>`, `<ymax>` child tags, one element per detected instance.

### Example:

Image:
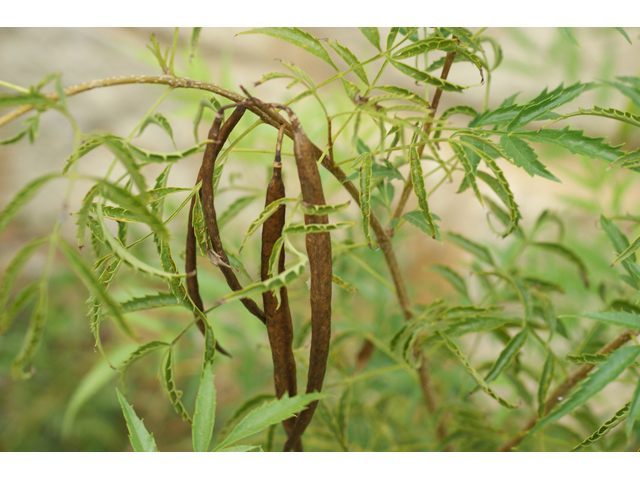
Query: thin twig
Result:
<box><xmin>496</xmin><ymin>329</ymin><xmax>639</xmax><ymax>452</ymax></box>
<box><xmin>391</xmin><ymin>48</ymin><xmax>458</xmax><ymax>222</ymax></box>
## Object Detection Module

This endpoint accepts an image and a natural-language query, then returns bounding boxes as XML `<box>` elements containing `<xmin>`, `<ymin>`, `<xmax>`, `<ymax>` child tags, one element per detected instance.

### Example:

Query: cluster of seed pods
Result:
<box><xmin>185</xmin><ymin>96</ymin><xmax>332</xmax><ymax>451</ymax></box>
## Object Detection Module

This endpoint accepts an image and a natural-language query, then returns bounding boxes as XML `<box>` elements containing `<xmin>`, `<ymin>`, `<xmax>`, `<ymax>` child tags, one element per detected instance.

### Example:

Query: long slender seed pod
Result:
<box><xmin>200</xmin><ymin>104</ymin><xmax>266</xmax><ymax>324</ymax></box>
<box><xmin>261</xmin><ymin>124</ymin><xmax>302</xmax><ymax>451</ymax></box>
<box><xmin>282</xmin><ymin>110</ymin><xmax>332</xmax><ymax>452</ymax></box>
<box><xmin>186</xmin><ymin>169</ymin><xmax>230</xmax><ymax>356</ymax></box>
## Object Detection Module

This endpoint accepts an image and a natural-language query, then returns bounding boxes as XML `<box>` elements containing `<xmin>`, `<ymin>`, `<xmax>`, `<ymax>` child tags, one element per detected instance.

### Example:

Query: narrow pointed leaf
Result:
<box><xmin>192</xmin><ymin>363</ymin><xmax>216</xmax><ymax>452</ymax></box>
<box><xmin>531</xmin><ymin>242</ymin><xmax>589</xmax><ymax>287</ymax></box>
<box><xmin>483</xmin><ymin>327</ymin><xmax>529</xmax><ymax>385</ymax></box>
<box><xmin>410</xmin><ymin>148</ymin><xmax>436</xmax><ymax>238</ymax></box>
<box><xmin>57</xmin><ymin>239</ymin><xmax>135</xmax><ymax>339</ymax></box>
<box><xmin>116</xmin><ymin>389</ymin><xmax>158</xmax><ymax>452</ymax></box>
<box><xmin>438</xmin><ymin>329</ymin><xmax>518</xmax><ymax>409</ymax></box>
<box><xmin>529</xmin><ymin>346</ymin><xmax>640</xmax><ymax>436</ymax></box>
<box><xmin>118</xmin><ymin>341</ymin><xmax>170</xmax><ymax>379</ymax></box>
<box><xmin>573</xmin><ymin>403</ymin><xmax>630</xmax><ymax>452</ymax></box>
<box><xmin>507</xmin><ymin>82</ymin><xmax>590</xmax><ymax>132</ymax></box>
<box><xmin>238</xmin><ymin>28</ymin><xmax>337</xmax><ymax>69</ymax></box>
<box><xmin>214</xmin><ymin>392</ymin><xmax>328</xmax><ymax>451</ymax></box>
<box><xmin>516</xmin><ymin>127</ymin><xmax>623</xmax><ymax>164</ymax></box>
<box><xmin>611</xmin><ymin>234</ymin><xmax>640</xmax><ymax>267</ymax></box>
<box><xmin>326</xmin><ymin>39</ymin><xmax>369</xmax><ymax>85</ymax></box>
<box><xmin>389</xmin><ymin>59</ymin><xmax>465</xmax><ymax>92</ymax></box>
<box><xmin>446</xmin><ymin>232</ymin><xmax>494</xmax><ymax>266</ymax></box>
<box><xmin>500</xmin><ymin>135</ymin><xmax>560</xmax><ymax>182</ymax></box>
<box><xmin>161</xmin><ymin>349</ymin><xmax>192</xmax><ymax>424</ymax></box>
<box><xmin>0</xmin><ymin>173</ymin><xmax>61</xmax><ymax>236</ymax></box>
<box><xmin>537</xmin><ymin>351</ymin><xmax>556</xmax><ymax>418</ymax></box>
<box><xmin>359</xmin><ymin>27</ymin><xmax>380</xmax><ymax>51</ymax></box>
<box><xmin>359</xmin><ymin>152</ymin><xmax>374</xmax><ymax>247</ymax></box>
<box><xmin>429</xmin><ymin>265</ymin><xmax>469</xmax><ymax>300</ymax></box>
<box><xmin>583</xmin><ymin>311</ymin><xmax>640</xmax><ymax>330</ymax></box>
<box><xmin>626</xmin><ymin>378</ymin><xmax>640</xmax><ymax>439</ymax></box>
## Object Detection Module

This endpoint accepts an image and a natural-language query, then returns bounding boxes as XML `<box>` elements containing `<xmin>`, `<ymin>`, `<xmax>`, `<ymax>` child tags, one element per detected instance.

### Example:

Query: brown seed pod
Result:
<box><xmin>200</xmin><ymin>104</ymin><xmax>266</xmax><ymax>324</ymax></box>
<box><xmin>282</xmin><ymin>111</ymin><xmax>332</xmax><ymax>452</ymax></box>
<box><xmin>261</xmin><ymin>125</ymin><xmax>301</xmax><ymax>451</ymax></box>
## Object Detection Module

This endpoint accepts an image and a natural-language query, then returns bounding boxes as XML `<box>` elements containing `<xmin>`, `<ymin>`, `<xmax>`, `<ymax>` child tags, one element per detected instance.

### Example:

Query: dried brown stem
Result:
<box><xmin>496</xmin><ymin>329</ymin><xmax>639</xmax><ymax>452</ymax></box>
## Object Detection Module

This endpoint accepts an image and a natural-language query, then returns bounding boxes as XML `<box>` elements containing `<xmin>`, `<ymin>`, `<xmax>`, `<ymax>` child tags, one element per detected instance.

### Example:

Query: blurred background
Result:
<box><xmin>1</xmin><ymin>28</ymin><xmax>640</xmax><ymax>451</ymax></box>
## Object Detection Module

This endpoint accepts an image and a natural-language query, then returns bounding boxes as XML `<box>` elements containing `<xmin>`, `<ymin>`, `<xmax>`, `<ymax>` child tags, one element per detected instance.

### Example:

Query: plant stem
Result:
<box><xmin>391</xmin><ymin>48</ymin><xmax>458</xmax><ymax>222</ymax></box>
<box><xmin>496</xmin><ymin>329</ymin><xmax>639</xmax><ymax>452</ymax></box>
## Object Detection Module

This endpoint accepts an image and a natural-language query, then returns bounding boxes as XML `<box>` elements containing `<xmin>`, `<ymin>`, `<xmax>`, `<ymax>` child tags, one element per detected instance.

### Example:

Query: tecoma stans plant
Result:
<box><xmin>1</xmin><ymin>27</ymin><xmax>640</xmax><ymax>452</ymax></box>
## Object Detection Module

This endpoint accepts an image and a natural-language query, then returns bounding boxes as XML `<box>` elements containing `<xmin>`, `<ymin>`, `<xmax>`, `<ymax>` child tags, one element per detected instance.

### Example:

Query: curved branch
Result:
<box><xmin>497</xmin><ymin>329</ymin><xmax>639</xmax><ymax>452</ymax></box>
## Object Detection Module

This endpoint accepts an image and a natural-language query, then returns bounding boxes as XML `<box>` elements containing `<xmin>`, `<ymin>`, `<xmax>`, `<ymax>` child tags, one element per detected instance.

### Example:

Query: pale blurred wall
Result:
<box><xmin>1</xmin><ymin>28</ymin><xmax>639</xmax><ymax>285</ymax></box>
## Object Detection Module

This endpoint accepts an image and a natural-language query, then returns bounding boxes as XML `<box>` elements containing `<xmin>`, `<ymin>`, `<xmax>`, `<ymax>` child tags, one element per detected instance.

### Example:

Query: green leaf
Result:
<box><xmin>566</xmin><ymin>352</ymin><xmax>610</xmax><ymax>365</ymax></box>
<box><xmin>438</xmin><ymin>329</ymin><xmax>518</xmax><ymax>409</ymax></box>
<box><xmin>161</xmin><ymin>349</ymin><xmax>192</xmax><ymax>424</ymax></box>
<box><xmin>238</xmin><ymin>28</ymin><xmax>337</xmax><ymax>70</ymax></box>
<box><xmin>332</xmin><ymin>273</ymin><xmax>357</xmax><ymax>294</ymax></box>
<box><xmin>409</xmin><ymin>148</ymin><xmax>437</xmax><ymax>239</ymax></box>
<box><xmin>509</xmin><ymin>82</ymin><xmax>591</xmax><ymax>132</ymax></box>
<box><xmin>62</xmin><ymin>344</ymin><xmax>132</xmax><ymax>437</ymax></box>
<box><xmin>238</xmin><ymin>197</ymin><xmax>297</xmax><ymax>253</ymax></box>
<box><xmin>530</xmin><ymin>242</ymin><xmax>589</xmax><ymax>287</ymax></box>
<box><xmin>392</xmin><ymin>38</ymin><xmax>458</xmax><ymax>59</ymax></box>
<box><xmin>389</xmin><ymin>59</ymin><xmax>465</xmax><ymax>92</ymax></box>
<box><xmin>483</xmin><ymin>327</ymin><xmax>529</xmax><ymax>385</ymax></box>
<box><xmin>359</xmin><ymin>152</ymin><xmax>374</xmax><ymax>247</ymax></box>
<box><xmin>516</xmin><ymin>127</ymin><xmax>623</xmax><ymax>164</ymax></box>
<box><xmin>558</xmin><ymin>27</ymin><xmax>580</xmax><ymax>47</ymax></box>
<box><xmin>446</xmin><ymin>232</ymin><xmax>494</xmax><ymax>266</ymax></box>
<box><xmin>119</xmin><ymin>293</ymin><xmax>181</xmax><ymax>313</ymax></box>
<box><xmin>11</xmin><ymin>287</ymin><xmax>47</xmax><ymax>380</ymax></box>
<box><xmin>499</xmin><ymin>135</ymin><xmax>560</xmax><ymax>182</ymax></box>
<box><xmin>103</xmin><ymin>137</ymin><xmax>149</xmax><ymax>198</ymax></box>
<box><xmin>284</xmin><ymin>222</ymin><xmax>355</xmax><ymax>235</ymax></box>
<box><xmin>301</xmin><ymin>200</ymin><xmax>351</xmax><ymax>216</ymax></box>
<box><xmin>116</xmin><ymin>389</ymin><xmax>158</xmax><ymax>452</ymax></box>
<box><xmin>429</xmin><ymin>265</ymin><xmax>469</xmax><ymax>300</ymax></box>
<box><xmin>118</xmin><ymin>340</ymin><xmax>170</xmax><ymax>380</ymax></box>
<box><xmin>218</xmin><ymin>250</ymin><xmax>307</xmax><ymax>307</ymax></box>
<box><xmin>139</xmin><ymin>112</ymin><xmax>177</xmax><ymax>149</ymax></box>
<box><xmin>217</xmin><ymin>393</ymin><xmax>276</xmax><ymax>441</ymax></box>
<box><xmin>0</xmin><ymin>91</ymin><xmax>57</xmax><ymax>110</ymax></box>
<box><xmin>57</xmin><ymin>239</ymin><xmax>135</xmax><ymax>339</ymax></box>
<box><xmin>218</xmin><ymin>195</ymin><xmax>257</xmax><ymax>228</ymax></box>
<box><xmin>359</xmin><ymin>27</ymin><xmax>380</xmax><ymax>51</ymax></box>
<box><xmin>189</xmin><ymin>27</ymin><xmax>202</xmax><ymax>61</ymax></box>
<box><xmin>326</xmin><ymin>39</ymin><xmax>368</xmax><ymax>85</ymax></box>
<box><xmin>98</xmin><ymin>181</ymin><xmax>169</xmax><ymax>241</ymax></box>
<box><xmin>386</xmin><ymin>27</ymin><xmax>399</xmax><ymax>50</ymax></box>
<box><xmin>611</xmin><ymin>234</ymin><xmax>640</xmax><ymax>267</ymax></box>
<box><xmin>0</xmin><ymin>173</ymin><xmax>61</xmax><ymax>236</ymax></box>
<box><xmin>573</xmin><ymin>403</ymin><xmax>630</xmax><ymax>452</ymax></box>
<box><xmin>529</xmin><ymin>346</ymin><xmax>640</xmax><ymax>436</ymax></box>
<box><xmin>627</xmin><ymin>378</ymin><xmax>640</xmax><ymax>439</ymax></box>
<box><xmin>583</xmin><ymin>311</ymin><xmax>640</xmax><ymax>330</ymax></box>
<box><xmin>192</xmin><ymin>363</ymin><xmax>216</xmax><ymax>452</ymax></box>
<box><xmin>214</xmin><ymin>392</ymin><xmax>328</xmax><ymax>451</ymax></box>
<box><xmin>403</xmin><ymin>210</ymin><xmax>441</xmax><ymax>241</ymax></box>
<box><xmin>0</xmin><ymin>236</ymin><xmax>48</xmax><ymax>318</ymax></box>
<box><xmin>0</xmin><ymin>282</ymin><xmax>38</xmax><ymax>336</ymax></box>
<box><xmin>451</xmin><ymin>141</ymin><xmax>483</xmax><ymax>204</ymax></box>
<box><xmin>537</xmin><ymin>351</ymin><xmax>556</xmax><ymax>418</ymax></box>
<box><xmin>614</xmin><ymin>28</ymin><xmax>632</xmax><ymax>45</ymax></box>
<box><xmin>375</xmin><ymin>85</ymin><xmax>430</xmax><ymax>109</ymax></box>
